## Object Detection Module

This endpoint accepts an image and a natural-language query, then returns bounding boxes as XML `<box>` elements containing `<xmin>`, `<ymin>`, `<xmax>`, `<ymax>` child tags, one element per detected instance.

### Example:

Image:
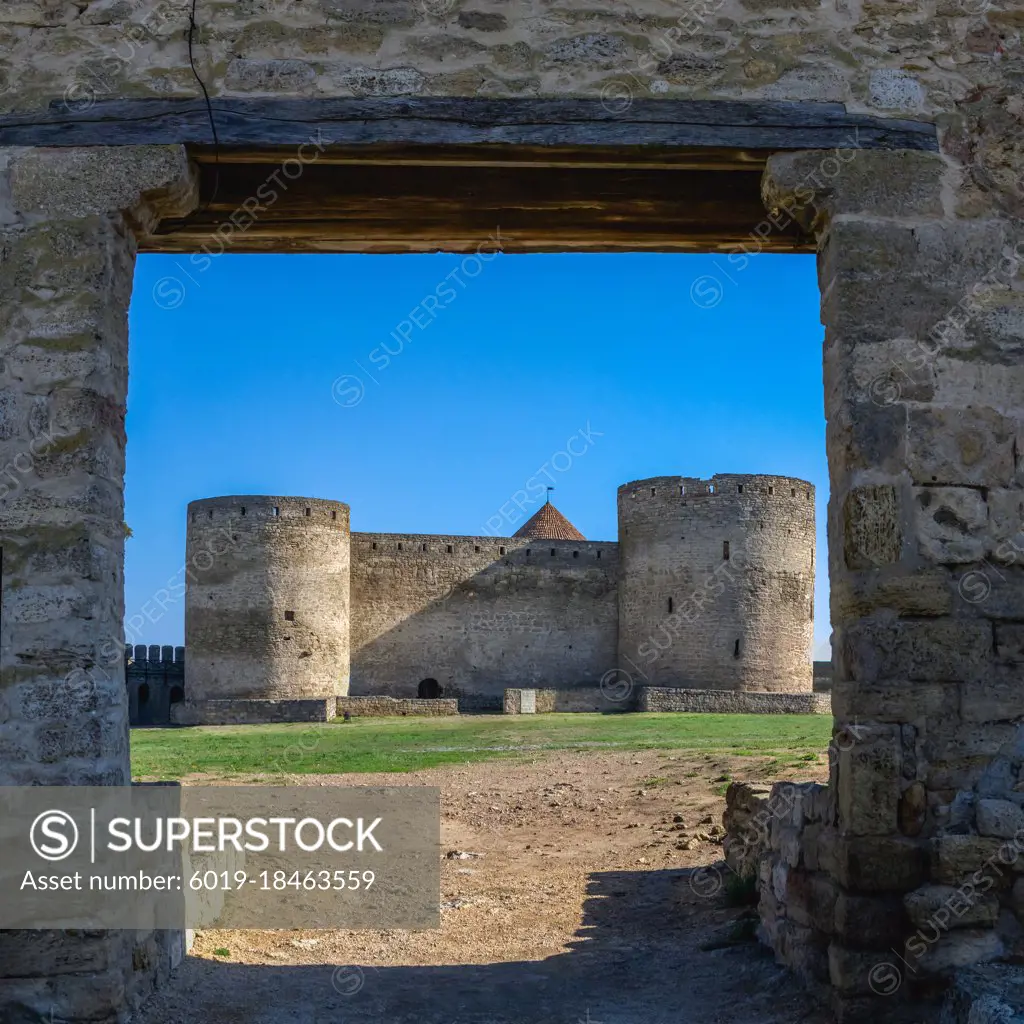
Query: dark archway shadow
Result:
<box><xmin>134</xmin><ymin>867</ymin><xmax>829</xmax><ymax>1024</ymax></box>
<box><xmin>417</xmin><ymin>677</ymin><xmax>443</xmax><ymax>699</ymax></box>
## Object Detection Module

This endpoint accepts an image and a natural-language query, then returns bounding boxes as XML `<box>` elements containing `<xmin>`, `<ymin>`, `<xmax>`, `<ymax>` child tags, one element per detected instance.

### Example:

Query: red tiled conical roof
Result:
<box><xmin>513</xmin><ymin>503</ymin><xmax>585</xmax><ymax>541</ymax></box>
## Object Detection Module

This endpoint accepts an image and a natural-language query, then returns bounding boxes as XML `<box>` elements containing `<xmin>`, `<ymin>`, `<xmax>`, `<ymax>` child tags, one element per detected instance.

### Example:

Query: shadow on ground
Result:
<box><xmin>136</xmin><ymin>867</ymin><xmax>829</xmax><ymax>1024</ymax></box>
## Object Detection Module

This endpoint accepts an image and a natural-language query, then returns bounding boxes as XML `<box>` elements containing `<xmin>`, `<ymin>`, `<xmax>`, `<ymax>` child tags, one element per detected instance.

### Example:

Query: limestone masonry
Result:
<box><xmin>169</xmin><ymin>474</ymin><xmax>816</xmax><ymax>722</ymax></box>
<box><xmin>6</xmin><ymin>0</ymin><xmax>1023</xmax><ymax>1013</ymax></box>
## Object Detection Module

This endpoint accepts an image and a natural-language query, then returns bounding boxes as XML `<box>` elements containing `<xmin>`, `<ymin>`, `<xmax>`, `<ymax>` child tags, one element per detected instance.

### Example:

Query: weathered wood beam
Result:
<box><xmin>142</xmin><ymin>159</ymin><xmax>814</xmax><ymax>255</ymax></box>
<box><xmin>185</xmin><ymin>143</ymin><xmax>777</xmax><ymax>171</ymax></box>
<box><xmin>0</xmin><ymin>98</ymin><xmax>939</xmax><ymax>151</ymax></box>
<box><xmin>144</xmin><ymin>230</ymin><xmax>812</xmax><ymax>255</ymax></box>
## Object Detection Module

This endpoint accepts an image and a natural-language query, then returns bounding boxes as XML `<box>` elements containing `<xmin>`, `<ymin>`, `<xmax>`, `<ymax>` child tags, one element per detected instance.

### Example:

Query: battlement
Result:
<box><xmin>187</xmin><ymin>495</ymin><xmax>350</xmax><ymax>529</ymax></box>
<box><xmin>352</xmin><ymin>532</ymin><xmax>617</xmax><ymax>563</ymax></box>
<box><xmin>125</xmin><ymin>644</ymin><xmax>185</xmax><ymax>666</ymax></box>
<box><xmin>618</xmin><ymin>473</ymin><xmax>814</xmax><ymax>503</ymax></box>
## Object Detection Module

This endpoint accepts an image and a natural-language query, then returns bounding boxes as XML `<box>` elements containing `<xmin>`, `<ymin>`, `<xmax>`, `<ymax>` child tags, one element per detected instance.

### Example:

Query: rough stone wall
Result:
<box><xmin>754</xmin><ymin>780</ymin><xmax>836</xmax><ymax>985</ymax></box>
<box><xmin>184</xmin><ymin>495</ymin><xmax>351</xmax><ymax>706</ymax></box>
<box><xmin>349</xmin><ymin>532</ymin><xmax>619</xmax><ymax>702</ymax></box>
<box><xmin>723</xmin><ymin>781</ymin><xmax>775</xmax><ymax>883</ymax></box>
<box><xmin>754</xmin><ymin>140</ymin><xmax>1024</xmax><ymax>1020</ymax></box>
<box><xmin>336</xmin><ymin>695</ymin><xmax>460</xmax><ymax>716</ymax></box>
<box><xmin>0</xmin><ymin>0</ymin><xmax>1016</xmax><ymax>120</ymax></box>
<box><xmin>0</xmin><ymin>144</ymin><xmax>198</xmax><ymax>1024</ymax></box>
<box><xmin>618</xmin><ymin>474</ymin><xmax>815</xmax><ymax>693</ymax></box>
<box><xmin>170</xmin><ymin>696</ymin><xmax>336</xmax><ymax>725</ymax></box>
<box><xmin>637</xmin><ymin>687</ymin><xmax>830</xmax><ymax>714</ymax></box>
<box><xmin>504</xmin><ymin>686</ymin><xmax>629</xmax><ymax>713</ymax></box>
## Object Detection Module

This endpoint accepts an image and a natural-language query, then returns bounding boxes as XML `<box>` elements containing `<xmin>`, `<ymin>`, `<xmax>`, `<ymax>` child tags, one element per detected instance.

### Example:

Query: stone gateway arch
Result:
<box><xmin>0</xmin><ymin>1</ymin><xmax>1022</xmax><ymax>1020</ymax></box>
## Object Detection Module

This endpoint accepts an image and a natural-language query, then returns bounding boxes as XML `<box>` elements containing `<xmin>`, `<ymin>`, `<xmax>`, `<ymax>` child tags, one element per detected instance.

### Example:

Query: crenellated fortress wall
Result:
<box><xmin>350</xmin><ymin>532</ymin><xmax>620</xmax><ymax>707</ymax></box>
<box><xmin>168</xmin><ymin>475</ymin><xmax>816</xmax><ymax>722</ymax></box>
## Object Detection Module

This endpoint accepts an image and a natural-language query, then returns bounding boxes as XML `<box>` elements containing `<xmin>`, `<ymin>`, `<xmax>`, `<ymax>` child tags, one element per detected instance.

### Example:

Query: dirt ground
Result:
<box><xmin>135</xmin><ymin>749</ymin><xmax>831</xmax><ymax>1024</ymax></box>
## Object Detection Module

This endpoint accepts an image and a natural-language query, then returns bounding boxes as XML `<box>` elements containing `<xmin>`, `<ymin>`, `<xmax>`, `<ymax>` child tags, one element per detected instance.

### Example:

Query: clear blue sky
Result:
<box><xmin>126</xmin><ymin>251</ymin><xmax>829</xmax><ymax>657</ymax></box>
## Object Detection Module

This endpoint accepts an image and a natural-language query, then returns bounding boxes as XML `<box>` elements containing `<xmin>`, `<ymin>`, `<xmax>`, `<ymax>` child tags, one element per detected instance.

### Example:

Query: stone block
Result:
<box><xmin>0</xmin><ymin>967</ymin><xmax>127</xmax><ymax>1023</ymax></box>
<box><xmin>869</xmin><ymin>69</ymin><xmax>926</xmax><ymax>112</ymax></box>
<box><xmin>224</xmin><ymin>58</ymin><xmax>318</xmax><ymax>92</ymax></box>
<box><xmin>927</xmin><ymin>760</ymin><xmax>1007</xmax><ymax>795</ymax></box>
<box><xmin>1012</xmin><ymin>879</ymin><xmax>1024</xmax><ymax>920</ymax></box>
<box><xmin>823</xmin><ymin>331</ymin><xmax>936</xmax><ymax>408</ymax></box>
<box><xmin>977</xmin><ymin>800</ymin><xmax>1024</xmax><ymax>839</ymax></box>
<box><xmin>910</xmin><ymin>220</ymin><xmax>1016</xmax><ymax>292</ymax></box>
<box><xmin>949</xmin><ymin>791</ymin><xmax>978</xmax><ymax>833</ymax></box>
<box><xmin>841</xmin><ymin>618</ymin><xmax>992</xmax><ymax>684</ymax></box>
<box><xmin>830</xmin><ymin>678</ymin><xmax>959</xmax><ymax>723</ymax></box>
<box><xmin>817</xmin><ymin>825</ymin><xmax>841</xmax><ymax>878</ymax></box>
<box><xmin>776</xmin><ymin>824</ymin><xmax>803</xmax><ymax>868</ymax></box>
<box><xmin>988</xmin><ymin>490</ymin><xmax>1024</xmax><ymax>560</ymax></box>
<box><xmin>544</xmin><ymin>33</ymin><xmax>629</xmax><ymax>67</ymax></box>
<box><xmin>977</xmin><ymin>758</ymin><xmax>1018</xmax><ymax>800</ymax></box>
<box><xmin>834</xmin><ymin>835</ymin><xmax>925</xmax><ymax>892</ymax></box>
<box><xmin>899</xmin><ymin>781</ymin><xmax>928</xmax><ymax>838</ymax></box>
<box><xmin>802</xmin><ymin>823</ymin><xmax>823</xmax><ymax>871</ymax></box>
<box><xmin>960</xmin><ymin>294</ymin><xmax>1024</xmax><ymax>366</ymax></box>
<box><xmin>904</xmin><ymin>884</ymin><xmax>1000</xmax><ymax>929</ymax></box>
<box><xmin>823</xmin><ymin>278</ymin><xmax>981</xmax><ymax>345</ymax></box>
<box><xmin>907</xmin><ymin>407</ymin><xmax>1016</xmax><ymax>488</ymax></box>
<box><xmin>834</xmin><ymin>892</ymin><xmax>907</xmax><ymax>948</ymax></box>
<box><xmin>772</xmin><ymin>858</ymin><xmax>790</xmax><ymax>903</ymax></box>
<box><xmin>924</xmin><ymin>724</ymin><xmax>1022</xmax><ymax>771</ymax></box>
<box><xmin>828</xmin><ymin>942</ymin><xmax>894</xmax><ymax>995</ymax></box>
<box><xmin>829</xmin><ymin>404</ymin><xmax>908</xmax><ymax>478</ymax></box>
<box><xmin>0</xmin><ymin>931</ymin><xmax>122</xmax><ymax>977</ymax></box>
<box><xmin>961</xmin><ymin>569</ymin><xmax>1024</xmax><ymax>620</ymax></box>
<box><xmin>10</xmin><ymin>146</ymin><xmax>197</xmax><ymax>224</ymax></box>
<box><xmin>819</xmin><ymin>219</ymin><xmax>919</xmax><ymax>284</ymax></box>
<box><xmin>962</xmin><ymin>676</ymin><xmax>1024</xmax><ymax>724</ymax></box>
<box><xmin>939</xmin><ymin>963</ymin><xmax>1024</xmax><ymax>1024</ymax></box>
<box><xmin>763</xmin><ymin>150</ymin><xmax>946</xmax><ymax>225</ymax></box>
<box><xmin>786</xmin><ymin>869</ymin><xmax>838</xmax><ymax>934</ymax></box>
<box><xmin>457</xmin><ymin>10</ymin><xmax>507</xmax><ymax>30</ymax></box>
<box><xmin>832</xmin><ymin>565</ymin><xmax>955</xmax><ymax>619</ymax></box>
<box><xmin>842</xmin><ymin>485</ymin><xmax>903</xmax><ymax>569</ymax></box>
<box><xmin>773</xmin><ymin>919</ymin><xmax>830</xmax><ymax>982</ymax></box>
<box><xmin>836</xmin><ymin>724</ymin><xmax>901</xmax><ymax>836</ymax></box>
<box><xmin>931</xmin><ymin>836</ymin><xmax>1015</xmax><ymax>885</ymax></box>
<box><xmin>908</xmin><ymin>929</ymin><xmax>1005</xmax><ymax>976</ymax></box>
<box><xmin>913</xmin><ymin>487</ymin><xmax>988</xmax><ymax>564</ymax></box>
<box><xmin>996</xmin><ymin>625</ymin><xmax>1024</xmax><ymax>663</ymax></box>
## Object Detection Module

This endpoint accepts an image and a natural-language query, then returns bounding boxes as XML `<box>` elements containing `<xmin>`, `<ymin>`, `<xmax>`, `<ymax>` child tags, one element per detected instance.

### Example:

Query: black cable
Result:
<box><xmin>187</xmin><ymin>0</ymin><xmax>220</xmax><ymax>210</ymax></box>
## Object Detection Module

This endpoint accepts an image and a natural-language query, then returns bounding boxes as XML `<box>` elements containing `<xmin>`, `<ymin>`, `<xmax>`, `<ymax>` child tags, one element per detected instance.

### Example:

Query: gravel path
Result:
<box><xmin>134</xmin><ymin>750</ymin><xmax>831</xmax><ymax>1024</ymax></box>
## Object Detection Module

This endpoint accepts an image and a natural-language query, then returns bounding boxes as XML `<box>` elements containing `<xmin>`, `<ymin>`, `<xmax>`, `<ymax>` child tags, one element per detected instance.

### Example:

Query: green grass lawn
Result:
<box><xmin>130</xmin><ymin>713</ymin><xmax>832</xmax><ymax>781</ymax></box>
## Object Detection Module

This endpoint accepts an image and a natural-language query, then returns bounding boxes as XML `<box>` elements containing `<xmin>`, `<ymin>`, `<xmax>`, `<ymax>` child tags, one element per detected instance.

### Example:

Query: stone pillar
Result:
<box><xmin>0</xmin><ymin>146</ymin><xmax>196</xmax><ymax>1021</ymax></box>
<box><xmin>762</xmin><ymin>149</ymin><xmax>1023</xmax><ymax>1019</ymax></box>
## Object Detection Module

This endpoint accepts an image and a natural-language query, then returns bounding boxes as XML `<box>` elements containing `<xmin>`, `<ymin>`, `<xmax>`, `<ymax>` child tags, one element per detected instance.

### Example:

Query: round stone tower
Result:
<box><xmin>617</xmin><ymin>474</ymin><xmax>814</xmax><ymax>692</ymax></box>
<box><xmin>184</xmin><ymin>495</ymin><xmax>351</xmax><ymax>709</ymax></box>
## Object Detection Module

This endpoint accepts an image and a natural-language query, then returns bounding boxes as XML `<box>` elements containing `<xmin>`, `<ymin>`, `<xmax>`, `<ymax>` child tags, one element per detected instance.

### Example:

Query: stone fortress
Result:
<box><xmin>146</xmin><ymin>473</ymin><xmax>822</xmax><ymax>725</ymax></box>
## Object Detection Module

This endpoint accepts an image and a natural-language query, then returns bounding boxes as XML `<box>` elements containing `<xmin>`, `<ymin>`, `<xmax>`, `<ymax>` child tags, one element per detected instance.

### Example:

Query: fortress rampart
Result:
<box><xmin>350</xmin><ymin>533</ymin><xmax>619</xmax><ymax>706</ymax></box>
<box><xmin>177</xmin><ymin>476</ymin><xmax>814</xmax><ymax>721</ymax></box>
<box><xmin>618</xmin><ymin>474</ymin><xmax>815</xmax><ymax>693</ymax></box>
<box><xmin>183</xmin><ymin>496</ymin><xmax>351</xmax><ymax>716</ymax></box>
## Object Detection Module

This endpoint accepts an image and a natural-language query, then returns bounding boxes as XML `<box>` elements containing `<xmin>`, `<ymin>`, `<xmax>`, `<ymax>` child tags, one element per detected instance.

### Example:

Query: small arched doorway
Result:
<box><xmin>169</xmin><ymin>685</ymin><xmax>184</xmax><ymax>705</ymax></box>
<box><xmin>417</xmin><ymin>678</ymin><xmax>442</xmax><ymax>699</ymax></box>
<box><xmin>135</xmin><ymin>682</ymin><xmax>154</xmax><ymax>726</ymax></box>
